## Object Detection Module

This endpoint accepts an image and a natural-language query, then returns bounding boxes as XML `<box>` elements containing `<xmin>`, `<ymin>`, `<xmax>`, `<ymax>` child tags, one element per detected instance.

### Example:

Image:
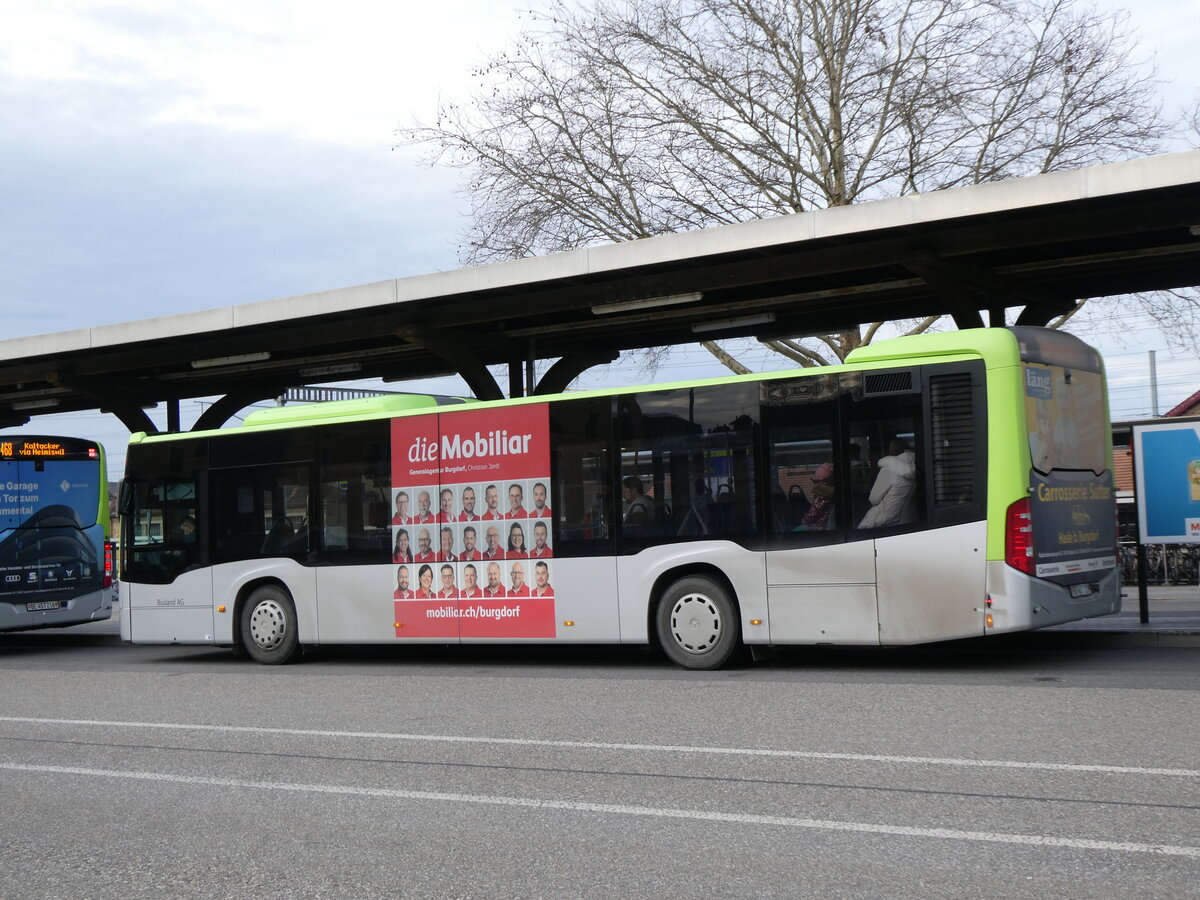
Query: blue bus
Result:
<box><xmin>0</xmin><ymin>435</ymin><xmax>115</xmax><ymax>631</ymax></box>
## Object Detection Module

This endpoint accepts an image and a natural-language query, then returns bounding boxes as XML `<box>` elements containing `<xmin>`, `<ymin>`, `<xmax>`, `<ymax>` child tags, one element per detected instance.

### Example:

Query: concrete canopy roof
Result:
<box><xmin>2</xmin><ymin>149</ymin><xmax>1199</xmax><ymax>431</ymax></box>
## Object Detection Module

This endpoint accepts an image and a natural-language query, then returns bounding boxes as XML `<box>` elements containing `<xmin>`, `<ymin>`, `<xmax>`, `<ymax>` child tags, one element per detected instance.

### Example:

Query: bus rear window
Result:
<box><xmin>1024</xmin><ymin>364</ymin><xmax>1107</xmax><ymax>474</ymax></box>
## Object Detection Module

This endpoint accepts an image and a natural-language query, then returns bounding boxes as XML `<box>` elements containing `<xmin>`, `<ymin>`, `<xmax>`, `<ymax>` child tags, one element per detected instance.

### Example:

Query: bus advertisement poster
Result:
<box><xmin>1133</xmin><ymin>420</ymin><xmax>1200</xmax><ymax>544</ymax></box>
<box><xmin>1028</xmin><ymin>470</ymin><xmax>1118</xmax><ymax>579</ymax></box>
<box><xmin>391</xmin><ymin>404</ymin><xmax>556</xmax><ymax>639</ymax></box>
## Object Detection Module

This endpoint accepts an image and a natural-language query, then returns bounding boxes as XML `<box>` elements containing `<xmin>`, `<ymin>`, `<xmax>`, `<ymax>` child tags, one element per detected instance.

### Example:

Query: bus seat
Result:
<box><xmin>261</xmin><ymin>519</ymin><xmax>295</xmax><ymax>554</ymax></box>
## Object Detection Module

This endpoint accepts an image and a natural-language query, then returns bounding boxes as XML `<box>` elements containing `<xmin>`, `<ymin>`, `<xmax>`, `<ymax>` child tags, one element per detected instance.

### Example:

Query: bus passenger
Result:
<box><xmin>802</xmin><ymin>463</ymin><xmax>836</xmax><ymax>530</ymax></box>
<box><xmin>858</xmin><ymin>440</ymin><xmax>917</xmax><ymax>529</ymax></box>
<box><xmin>621</xmin><ymin>476</ymin><xmax>654</xmax><ymax>526</ymax></box>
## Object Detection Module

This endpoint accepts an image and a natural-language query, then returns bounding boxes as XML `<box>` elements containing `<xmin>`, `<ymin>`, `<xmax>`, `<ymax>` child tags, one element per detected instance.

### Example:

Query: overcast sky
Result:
<box><xmin>2</xmin><ymin>0</ymin><xmax>1198</xmax><ymax>469</ymax></box>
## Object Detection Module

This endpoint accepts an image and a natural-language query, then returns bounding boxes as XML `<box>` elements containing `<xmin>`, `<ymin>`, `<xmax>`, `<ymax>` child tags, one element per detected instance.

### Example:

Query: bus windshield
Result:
<box><xmin>0</xmin><ymin>435</ymin><xmax>113</xmax><ymax>624</ymax></box>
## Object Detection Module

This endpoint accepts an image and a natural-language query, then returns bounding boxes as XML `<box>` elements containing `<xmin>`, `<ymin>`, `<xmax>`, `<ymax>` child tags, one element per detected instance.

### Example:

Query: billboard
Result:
<box><xmin>1133</xmin><ymin>420</ymin><xmax>1200</xmax><ymax>544</ymax></box>
<box><xmin>1028</xmin><ymin>470</ymin><xmax>1117</xmax><ymax>580</ymax></box>
<box><xmin>390</xmin><ymin>403</ymin><xmax>557</xmax><ymax>639</ymax></box>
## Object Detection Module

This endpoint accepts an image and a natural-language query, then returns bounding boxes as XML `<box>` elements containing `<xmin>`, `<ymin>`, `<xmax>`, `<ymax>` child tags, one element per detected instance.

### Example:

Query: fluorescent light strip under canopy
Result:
<box><xmin>691</xmin><ymin>313</ymin><xmax>777</xmax><ymax>334</ymax></box>
<box><xmin>591</xmin><ymin>291</ymin><xmax>704</xmax><ymax>315</ymax></box>
<box><xmin>191</xmin><ymin>352</ymin><xmax>272</xmax><ymax>369</ymax></box>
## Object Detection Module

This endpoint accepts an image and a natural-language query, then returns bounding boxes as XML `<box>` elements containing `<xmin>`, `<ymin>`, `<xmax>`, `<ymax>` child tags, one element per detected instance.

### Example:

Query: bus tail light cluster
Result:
<box><xmin>103</xmin><ymin>540</ymin><xmax>114</xmax><ymax>589</ymax></box>
<box><xmin>1005</xmin><ymin>498</ymin><xmax>1034</xmax><ymax>575</ymax></box>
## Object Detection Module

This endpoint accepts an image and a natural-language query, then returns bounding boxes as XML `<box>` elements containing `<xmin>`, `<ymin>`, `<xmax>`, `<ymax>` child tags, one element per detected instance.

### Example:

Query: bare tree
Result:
<box><xmin>402</xmin><ymin>0</ymin><xmax>1167</xmax><ymax>369</ymax></box>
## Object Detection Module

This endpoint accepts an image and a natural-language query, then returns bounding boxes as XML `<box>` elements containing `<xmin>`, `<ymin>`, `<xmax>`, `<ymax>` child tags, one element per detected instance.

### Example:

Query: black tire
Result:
<box><xmin>655</xmin><ymin>575</ymin><xmax>740</xmax><ymax>670</ymax></box>
<box><xmin>239</xmin><ymin>584</ymin><xmax>299</xmax><ymax>664</ymax></box>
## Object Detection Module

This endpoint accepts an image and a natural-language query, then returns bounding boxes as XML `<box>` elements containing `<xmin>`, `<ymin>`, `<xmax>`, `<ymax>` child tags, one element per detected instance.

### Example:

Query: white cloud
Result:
<box><xmin>0</xmin><ymin>0</ymin><xmax>518</xmax><ymax>146</ymax></box>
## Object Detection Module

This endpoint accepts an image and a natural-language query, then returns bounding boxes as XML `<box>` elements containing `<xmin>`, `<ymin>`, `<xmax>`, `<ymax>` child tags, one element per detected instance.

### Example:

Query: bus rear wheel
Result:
<box><xmin>656</xmin><ymin>576</ymin><xmax>740</xmax><ymax>670</ymax></box>
<box><xmin>240</xmin><ymin>585</ymin><xmax>299</xmax><ymax>665</ymax></box>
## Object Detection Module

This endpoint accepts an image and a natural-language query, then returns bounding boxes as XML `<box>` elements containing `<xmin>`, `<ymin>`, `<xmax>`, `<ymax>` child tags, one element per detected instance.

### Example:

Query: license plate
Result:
<box><xmin>26</xmin><ymin>600</ymin><xmax>61</xmax><ymax>611</ymax></box>
<box><xmin>1069</xmin><ymin>583</ymin><xmax>1096</xmax><ymax>599</ymax></box>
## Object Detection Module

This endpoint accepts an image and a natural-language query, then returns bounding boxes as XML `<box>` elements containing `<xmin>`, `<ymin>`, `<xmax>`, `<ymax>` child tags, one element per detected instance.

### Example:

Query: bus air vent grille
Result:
<box><xmin>863</xmin><ymin>370</ymin><xmax>915</xmax><ymax>396</ymax></box>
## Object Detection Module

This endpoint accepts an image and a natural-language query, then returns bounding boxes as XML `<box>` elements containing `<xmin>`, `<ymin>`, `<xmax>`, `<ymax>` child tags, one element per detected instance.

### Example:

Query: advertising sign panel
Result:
<box><xmin>1133</xmin><ymin>420</ymin><xmax>1200</xmax><ymax>544</ymax></box>
<box><xmin>390</xmin><ymin>403</ymin><xmax>557</xmax><ymax>639</ymax></box>
<box><xmin>1028</xmin><ymin>470</ymin><xmax>1117</xmax><ymax>579</ymax></box>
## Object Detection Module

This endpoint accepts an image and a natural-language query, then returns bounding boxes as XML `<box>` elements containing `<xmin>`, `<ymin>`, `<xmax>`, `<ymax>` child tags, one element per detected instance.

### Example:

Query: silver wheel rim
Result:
<box><xmin>669</xmin><ymin>592</ymin><xmax>722</xmax><ymax>655</ymax></box>
<box><xmin>248</xmin><ymin>598</ymin><xmax>288</xmax><ymax>651</ymax></box>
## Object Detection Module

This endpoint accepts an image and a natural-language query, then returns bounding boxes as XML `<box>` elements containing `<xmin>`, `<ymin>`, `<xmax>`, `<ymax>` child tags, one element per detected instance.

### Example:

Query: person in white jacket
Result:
<box><xmin>858</xmin><ymin>439</ymin><xmax>917</xmax><ymax>529</ymax></box>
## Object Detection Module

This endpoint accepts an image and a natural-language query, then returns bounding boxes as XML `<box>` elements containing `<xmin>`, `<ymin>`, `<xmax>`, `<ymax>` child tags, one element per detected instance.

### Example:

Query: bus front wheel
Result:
<box><xmin>656</xmin><ymin>576</ymin><xmax>740</xmax><ymax>670</ymax></box>
<box><xmin>240</xmin><ymin>585</ymin><xmax>299</xmax><ymax>665</ymax></box>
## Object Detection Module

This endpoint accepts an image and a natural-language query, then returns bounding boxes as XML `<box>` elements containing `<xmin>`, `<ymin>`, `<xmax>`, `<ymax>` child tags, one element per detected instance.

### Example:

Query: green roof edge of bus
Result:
<box><xmin>132</xmin><ymin>327</ymin><xmax>1031</xmax><ymax>446</ymax></box>
<box><xmin>845</xmin><ymin>326</ymin><xmax>1020</xmax><ymax>364</ymax></box>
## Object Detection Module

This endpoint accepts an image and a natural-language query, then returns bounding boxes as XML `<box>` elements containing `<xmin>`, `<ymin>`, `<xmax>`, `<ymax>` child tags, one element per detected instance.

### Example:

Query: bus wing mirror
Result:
<box><xmin>117</xmin><ymin>480</ymin><xmax>137</xmax><ymax>517</ymax></box>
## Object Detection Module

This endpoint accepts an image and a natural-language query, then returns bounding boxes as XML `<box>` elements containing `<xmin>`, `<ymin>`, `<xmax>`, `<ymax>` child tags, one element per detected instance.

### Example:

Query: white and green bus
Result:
<box><xmin>1</xmin><ymin>435</ymin><xmax>116</xmax><ymax>631</ymax></box>
<box><xmin>118</xmin><ymin>326</ymin><xmax>1118</xmax><ymax>668</ymax></box>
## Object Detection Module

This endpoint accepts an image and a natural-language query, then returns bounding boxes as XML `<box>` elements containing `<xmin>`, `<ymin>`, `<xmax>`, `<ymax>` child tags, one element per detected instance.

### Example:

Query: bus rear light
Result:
<box><xmin>103</xmin><ymin>541</ymin><xmax>114</xmax><ymax>589</ymax></box>
<box><xmin>1005</xmin><ymin>498</ymin><xmax>1034</xmax><ymax>575</ymax></box>
<box><xmin>986</xmin><ymin>612</ymin><xmax>994</xmax><ymax>628</ymax></box>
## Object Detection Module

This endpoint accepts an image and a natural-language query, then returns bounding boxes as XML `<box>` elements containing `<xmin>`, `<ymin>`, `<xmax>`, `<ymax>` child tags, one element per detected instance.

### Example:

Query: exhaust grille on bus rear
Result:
<box><xmin>863</xmin><ymin>370</ymin><xmax>916</xmax><ymax>396</ymax></box>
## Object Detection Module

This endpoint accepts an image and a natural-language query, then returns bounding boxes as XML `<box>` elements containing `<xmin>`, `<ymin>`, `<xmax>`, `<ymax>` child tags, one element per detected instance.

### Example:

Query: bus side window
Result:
<box><xmin>315</xmin><ymin>422</ymin><xmax>390</xmax><ymax>562</ymax></box>
<box><xmin>846</xmin><ymin>393</ymin><xmax>923</xmax><ymax>533</ymax></box>
<box><xmin>211</xmin><ymin>464</ymin><xmax>311</xmax><ymax>563</ymax></box>
<box><xmin>617</xmin><ymin>384</ymin><xmax>758</xmax><ymax>546</ymax></box>
<box><xmin>761</xmin><ymin>373</ymin><xmax>841</xmax><ymax>541</ymax></box>
<box><xmin>550</xmin><ymin>397</ymin><xmax>614</xmax><ymax>554</ymax></box>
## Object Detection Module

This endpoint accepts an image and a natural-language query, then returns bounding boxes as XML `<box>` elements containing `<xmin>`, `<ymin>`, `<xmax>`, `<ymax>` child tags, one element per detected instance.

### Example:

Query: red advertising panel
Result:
<box><xmin>390</xmin><ymin>404</ymin><xmax>556</xmax><ymax>640</ymax></box>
